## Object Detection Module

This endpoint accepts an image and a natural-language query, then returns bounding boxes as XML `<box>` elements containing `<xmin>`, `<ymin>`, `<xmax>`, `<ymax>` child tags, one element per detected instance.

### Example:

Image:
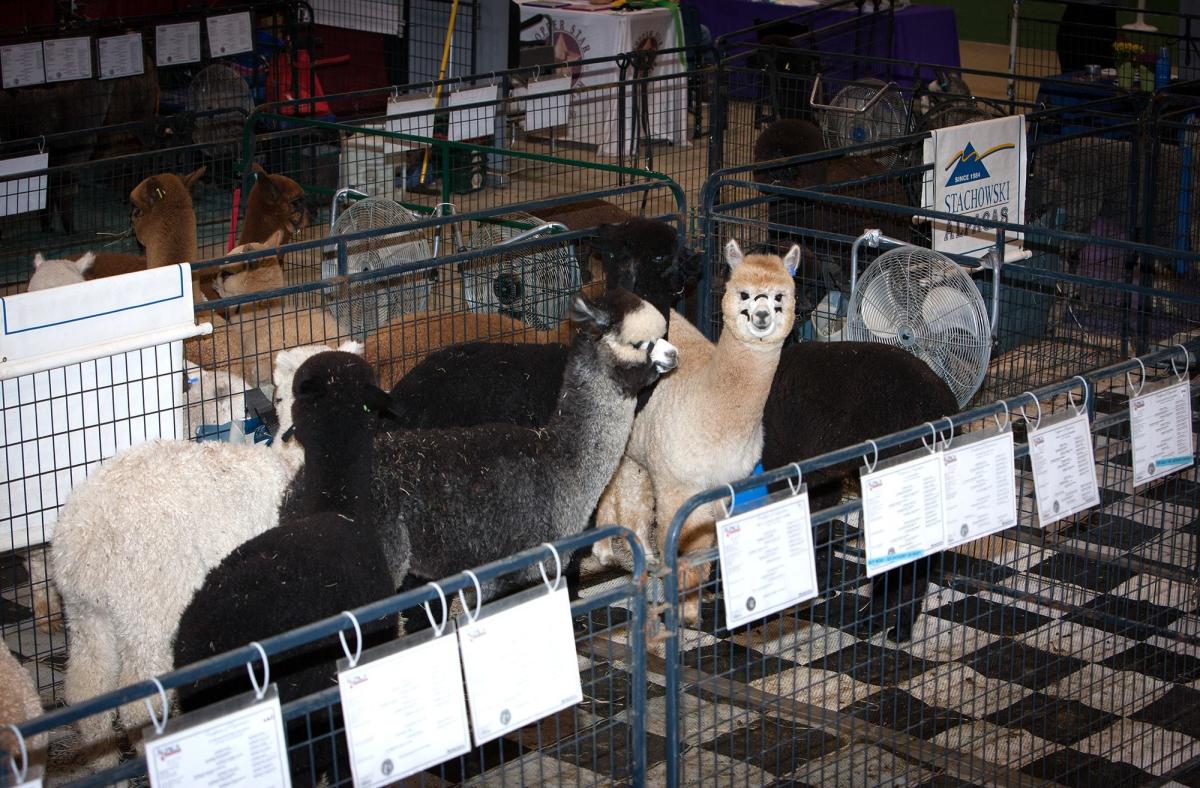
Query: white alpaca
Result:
<box><xmin>25</xmin><ymin>251</ymin><xmax>94</xmax><ymax>291</ymax></box>
<box><xmin>594</xmin><ymin>240</ymin><xmax>799</xmax><ymax>623</ymax></box>
<box><xmin>52</xmin><ymin>341</ymin><xmax>358</xmax><ymax>773</ymax></box>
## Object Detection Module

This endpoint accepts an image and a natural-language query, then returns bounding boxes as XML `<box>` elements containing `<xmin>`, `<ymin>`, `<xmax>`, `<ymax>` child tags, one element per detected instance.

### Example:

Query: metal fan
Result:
<box><xmin>915</xmin><ymin>96</ymin><xmax>1005</xmax><ymax>133</ymax></box>
<box><xmin>816</xmin><ymin>78</ymin><xmax>909</xmax><ymax>167</ymax></box>
<box><xmin>845</xmin><ymin>245</ymin><xmax>991</xmax><ymax>407</ymax></box>
<box><xmin>185</xmin><ymin>64</ymin><xmax>255</xmax><ymax>149</ymax></box>
<box><xmin>325</xmin><ymin>192</ymin><xmax>434</xmax><ymax>335</ymax></box>
<box><xmin>459</xmin><ymin>213</ymin><xmax>580</xmax><ymax>330</ymax></box>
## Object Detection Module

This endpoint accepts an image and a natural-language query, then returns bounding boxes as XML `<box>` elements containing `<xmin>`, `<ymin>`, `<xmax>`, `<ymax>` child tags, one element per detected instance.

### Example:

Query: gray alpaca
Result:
<box><xmin>373</xmin><ymin>288</ymin><xmax>677</xmax><ymax>596</ymax></box>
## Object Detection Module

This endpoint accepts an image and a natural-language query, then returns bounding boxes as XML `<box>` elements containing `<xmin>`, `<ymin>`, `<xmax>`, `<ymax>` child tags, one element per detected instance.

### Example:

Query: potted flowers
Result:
<box><xmin>1112</xmin><ymin>39</ymin><xmax>1144</xmax><ymax>89</ymax></box>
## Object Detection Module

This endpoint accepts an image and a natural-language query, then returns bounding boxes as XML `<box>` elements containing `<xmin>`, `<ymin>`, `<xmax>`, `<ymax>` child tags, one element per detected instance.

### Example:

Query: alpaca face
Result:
<box><xmin>574</xmin><ymin>289</ymin><xmax>677</xmax><ymax>395</ymax></box>
<box><xmin>249</xmin><ymin>164</ymin><xmax>309</xmax><ymax>240</ymax></box>
<box><xmin>129</xmin><ymin>167</ymin><xmax>204</xmax><ymax>249</ymax></box>
<box><xmin>722</xmin><ymin>240</ymin><xmax>799</xmax><ymax>344</ymax></box>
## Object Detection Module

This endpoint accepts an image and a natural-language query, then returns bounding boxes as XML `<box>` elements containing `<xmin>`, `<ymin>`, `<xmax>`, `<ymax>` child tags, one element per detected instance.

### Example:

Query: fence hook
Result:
<box><xmin>921</xmin><ymin>422</ymin><xmax>939</xmax><ymax>454</ymax></box>
<box><xmin>1019</xmin><ymin>391</ymin><xmax>1043</xmax><ymax>432</ymax></box>
<box><xmin>4</xmin><ymin>724</ymin><xmax>28</xmax><ymax>783</ymax></box>
<box><xmin>787</xmin><ymin>462</ymin><xmax>803</xmax><ymax>496</ymax></box>
<box><xmin>1069</xmin><ymin>376</ymin><xmax>1089</xmax><ymax>416</ymax></box>
<box><xmin>1174</xmin><ymin>344</ymin><xmax>1191</xmax><ymax>382</ymax></box>
<box><xmin>338</xmin><ymin>611</ymin><xmax>364</xmax><ymax>668</ymax></box>
<box><xmin>539</xmin><ymin>542</ymin><xmax>563</xmax><ymax>593</ymax></box>
<box><xmin>423</xmin><ymin>581</ymin><xmax>449</xmax><ymax>637</ymax></box>
<box><xmin>940</xmin><ymin>416</ymin><xmax>955</xmax><ymax>450</ymax></box>
<box><xmin>862</xmin><ymin>440</ymin><xmax>880</xmax><ymax>474</ymax></box>
<box><xmin>144</xmin><ymin>677</ymin><xmax>170</xmax><ymax>735</ymax></box>
<box><xmin>37</xmin><ymin>135</ymin><xmax>45</xmax><ymax>155</ymax></box>
<box><xmin>246</xmin><ymin>641</ymin><xmax>270</xmax><ymax>700</ymax></box>
<box><xmin>1127</xmin><ymin>357</ymin><xmax>1147</xmax><ymax>398</ymax></box>
<box><xmin>458</xmin><ymin>570</ymin><xmax>483</xmax><ymax>625</ymax></box>
<box><xmin>533</xmin><ymin>63</ymin><xmax>542</xmax><ymax>81</ymax></box>
<box><xmin>720</xmin><ymin>484</ymin><xmax>737</xmax><ymax>518</ymax></box>
<box><xmin>993</xmin><ymin>400</ymin><xmax>1011</xmax><ymax>433</ymax></box>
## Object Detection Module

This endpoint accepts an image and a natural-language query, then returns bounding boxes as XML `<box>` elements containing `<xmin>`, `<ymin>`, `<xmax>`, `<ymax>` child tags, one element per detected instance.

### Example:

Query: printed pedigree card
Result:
<box><xmin>941</xmin><ymin>430</ymin><xmax>1018</xmax><ymax>548</ymax></box>
<box><xmin>144</xmin><ymin>687</ymin><xmax>291</xmax><ymax>788</ymax></box>
<box><xmin>447</xmin><ymin>85</ymin><xmax>500</xmax><ymax>141</ymax></box>
<box><xmin>716</xmin><ymin>490</ymin><xmax>820</xmax><ymax>630</ymax></box>
<box><xmin>385</xmin><ymin>95</ymin><xmax>435</xmax><ymax>153</ymax></box>
<box><xmin>156</xmin><ymin>22</ymin><xmax>202</xmax><ymax>66</ymax></box>
<box><xmin>1</xmin><ymin>42</ymin><xmax>46</xmax><ymax>88</ymax></box>
<box><xmin>457</xmin><ymin>585</ymin><xmax>583</xmax><ymax>746</ymax></box>
<box><xmin>97</xmin><ymin>33</ymin><xmax>144</xmax><ymax>79</ymax></box>
<box><xmin>512</xmin><ymin>76</ymin><xmax>572</xmax><ymax>132</ymax></box>
<box><xmin>1130</xmin><ymin>380</ymin><xmax>1195</xmax><ymax>487</ymax></box>
<box><xmin>1028</xmin><ymin>410</ymin><xmax>1100</xmax><ymax>527</ymax></box>
<box><xmin>42</xmin><ymin>37</ymin><xmax>92</xmax><ymax>83</ymax></box>
<box><xmin>207</xmin><ymin>12</ymin><xmax>253</xmax><ymax>57</ymax></box>
<box><xmin>0</xmin><ymin>154</ymin><xmax>48</xmax><ymax>217</ymax></box>
<box><xmin>338</xmin><ymin>631</ymin><xmax>471</xmax><ymax>786</ymax></box>
<box><xmin>861</xmin><ymin>450</ymin><xmax>945</xmax><ymax>577</ymax></box>
<box><xmin>6</xmin><ymin>765</ymin><xmax>44</xmax><ymax>788</ymax></box>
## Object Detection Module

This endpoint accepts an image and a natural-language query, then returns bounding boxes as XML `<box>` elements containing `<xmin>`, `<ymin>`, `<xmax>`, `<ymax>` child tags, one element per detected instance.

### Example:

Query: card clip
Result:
<box><xmin>1069</xmin><ymin>376</ymin><xmax>1089</xmax><ymax>416</ymax></box>
<box><xmin>5</xmin><ymin>723</ymin><xmax>28</xmax><ymax>784</ymax></box>
<box><xmin>1019</xmin><ymin>391</ymin><xmax>1043</xmax><ymax>432</ymax></box>
<box><xmin>338</xmin><ymin>611</ymin><xmax>363</xmax><ymax>668</ymax></box>
<box><xmin>862</xmin><ymin>439</ymin><xmax>879</xmax><ymax>474</ymax></box>
<box><xmin>539</xmin><ymin>542</ymin><xmax>563</xmax><ymax>593</ymax></box>
<box><xmin>787</xmin><ymin>462</ymin><xmax>803</xmax><ymax>496</ymax></box>
<box><xmin>720</xmin><ymin>484</ymin><xmax>737</xmax><ymax>518</ymax></box>
<box><xmin>1127</xmin><ymin>357</ymin><xmax>1147</xmax><ymax>398</ymax></box>
<box><xmin>1174</xmin><ymin>344</ymin><xmax>1191</xmax><ymax>383</ymax></box>
<box><xmin>940</xmin><ymin>416</ymin><xmax>955</xmax><ymax>450</ymax></box>
<box><xmin>994</xmin><ymin>400</ymin><xmax>1010</xmax><ymax>433</ymax></box>
<box><xmin>921</xmin><ymin>422</ymin><xmax>939</xmax><ymax>454</ymax></box>
<box><xmin>458</xmin><ymin>570</ymin><xmax>483</xmax><ymax>625</ymax></box>
<box><xmin>246</xmin><ymin>641</ymin><xmax>270</xmax><ymax>701</ymax></box>
<box><xmin>144</xmin><ymin>677</ymin><xmax>169</xmax><ymax>735</ymax></box>
<box><xmin>423</xmin><ymin>581</ymin><xmax>449</xmax><ymax>637</ymax></box>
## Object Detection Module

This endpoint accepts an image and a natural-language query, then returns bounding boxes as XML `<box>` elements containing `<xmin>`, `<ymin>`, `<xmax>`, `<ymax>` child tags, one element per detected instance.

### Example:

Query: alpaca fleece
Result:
<box><xmin>373</xmin><ymin>289</ymin><xmax>675</xmax><ymax>598</ymax></box>
<box><xmin>26</xmin><ymin>252</ymin><xmax>95</xmax><ymax>292</ymax></box>
<box><xmin>51</xmin><ymin>343</ymin><xmax>344</xmax><ymax>773</ymax></box>
<box><xmin>0</xmin><ymin>645</ymin><xmax>46</xmax><ymax>774</ymax></box>
<box><xmin>173</xmin><ymin>351</ymin><xmax>402</xmax><ymax>724</ymax></box>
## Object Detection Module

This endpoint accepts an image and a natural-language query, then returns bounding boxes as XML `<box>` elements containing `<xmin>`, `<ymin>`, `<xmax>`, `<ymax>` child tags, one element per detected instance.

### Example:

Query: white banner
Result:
<box><xmin>926</xmin><ymin>114</ymin><xmax>1026</xmax><ymax>259</ymax></box>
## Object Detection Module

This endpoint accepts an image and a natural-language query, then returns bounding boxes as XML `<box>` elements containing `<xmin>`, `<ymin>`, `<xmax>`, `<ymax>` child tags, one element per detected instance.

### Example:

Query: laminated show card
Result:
<box><xmin>385</xmin><ymin>95</ymin><xmax>435</xmax><ymax>153</ymax></box>
<box><xmin>337</xmin><ymin>630</ymin><xmax>471</xmax><ymax>786</ymax></box>
<box><xmin>1</xmin><ymin>42</ymin><xmax>46</xmax><ymax>88</ymax></box>
<box><xmin>941</xmin><ymin>430</ymin><xmax>1018</xmax><ymax>549</ymax></box>
<box><xmin>447</xmin><ymin>85</ymin><xmax>500</xmax><ymax>142</ymax></box>
<box><xmin>207</xmin><ymin>13</ymin><xmax>254</xmax><ymax>57</ymax></box>
<box><xmin>0</xmin><ymin>153</ymin><xmax>48</xmax><ymax>217</ymax></box>
<box><xmin>156</xmin><ymin>22</ymin><xmax>202</xmax><ymax>66</ymax></box>
<box><xmin>457</xmin><ymin>585</ymin><xmax>583</xmax><ymax>746</ymax></box>
<box><xmin>513</xmin><ymin>76</ymin><xmax>572</xmax><ymax>132</ymax></box>
<box><xmin>861</xmin><ymin>449</ymin><xmax>945</xmax><ymax>577</ymax></box>
<box><xmin>1028</xmin><ymin>410</ymin><xmax>1100</xmax><ymax>527</ymax></box>
<box><xmin>1130</xmin><ymin>380</ymin><xmax>1195</xmax><ymax>487</ymax></box>
<box><xmin>42</xmin><ymin>37</ymin><xmax>92</xmax><ymax>83</ymax></box>
<box><xmin>716</xmin><ymin>489</ymin><xmax>820</xmax><ymax>630</ymax></box>
<box><xmin>144</xmin><ymin>686</ymin><xmax>291</xmax><ymax>788</ymax></box>
<box><xmin>97</xmin><ymin>33</ymin><xmax>144</xmax><ymax>80</ymax></box>
<box><xmin>7</xmin><ymin>765</ymin><xmax>44</xmax><ymax>788</ymax></box>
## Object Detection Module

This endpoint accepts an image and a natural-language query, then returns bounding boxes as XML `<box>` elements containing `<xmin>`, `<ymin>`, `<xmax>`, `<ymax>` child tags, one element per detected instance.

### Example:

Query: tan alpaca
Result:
<box><xmin>594</xmin><ymin>239</ymin><xmax>799</xmax><ymax>624</ymax></box>
<box><xmin>0</xmin><ymin>645</ymin><xmax>46</xmax><ymax>776</ymax></box>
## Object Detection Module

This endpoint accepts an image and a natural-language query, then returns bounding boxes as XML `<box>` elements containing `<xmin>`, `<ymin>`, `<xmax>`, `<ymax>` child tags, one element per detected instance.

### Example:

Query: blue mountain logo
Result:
<box><xmin>944</xmin><ymin>141</ymin><xmax>1015</xmax><ymax>187</ymax></box>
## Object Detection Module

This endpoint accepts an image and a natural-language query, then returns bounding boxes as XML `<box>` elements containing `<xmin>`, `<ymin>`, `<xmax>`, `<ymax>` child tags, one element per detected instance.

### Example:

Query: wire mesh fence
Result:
<box><xmin>658</xmin><ymin>342</ymin><xmax>1200</xmax><ymax>786</ymax></box>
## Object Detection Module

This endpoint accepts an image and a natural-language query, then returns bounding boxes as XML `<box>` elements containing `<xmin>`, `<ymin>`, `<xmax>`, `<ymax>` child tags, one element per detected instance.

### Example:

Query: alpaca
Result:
<box><xmin>52</xmin><ymin>342</ymin><xmax>351</xmax><ymax>772</ymax></box>
<box><xmin>209</xmin><ymin>231</ymin><xmax>287</xmax><ymax>312</ymax></box>
<box><xmin>374</xmin><ymin>288</ymin><xmax>677</xmax><ymax>599</ymax></box>
<box><xmin>0</xmin><ymin>646</ymin><xmax>46</xmax><ymax>777</ymax></box>
<box><xmin>183</xmin><ymin>363</ymin><xmax>249</xmax><ymax>434</ymax></box>
<box><xmin>595</xmin><ymin>240</ymin><xmax>799</xmax><ymax>624</ymax></box>
<box><xmin>239</xmin><ymin>163</ymin><xmax>309</xmax><ymax>247</ymax></box>
<box><xmin>173</xmin><ymin>350</ymin><xmax>403</xmax><ymax>719</ymax></box>
<box><xmin>25</xmin><ymin>251</ymin><xmax>95</xmax><ymax>291</ymax></box>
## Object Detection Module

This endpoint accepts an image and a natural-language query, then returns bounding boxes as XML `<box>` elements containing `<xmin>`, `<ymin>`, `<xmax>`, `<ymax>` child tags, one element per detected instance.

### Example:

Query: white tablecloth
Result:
<box><xmin>518</xmin><ymin>2</ymin><xmax>688</xmax><ymax>157</ymax></box>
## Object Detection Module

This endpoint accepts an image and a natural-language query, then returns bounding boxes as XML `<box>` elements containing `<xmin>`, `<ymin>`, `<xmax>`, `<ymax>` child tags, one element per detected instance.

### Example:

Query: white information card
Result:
<box><xmin>0</xmin><ymin>153</ymin><xmax>48</xmax><ymax>217</ymax></box>
<box><xmin>7</xmin><ymin>765</ymin><xmax>43</xmax><ymax>788</ymax></box>
<box><xmin>385</xmin><ymin>95</ymin><xmax>435</xmax><ymax>153</ymax></box>
<box><xmin>1028</xmin><ymin>411</ymin><xmax>1100</xmax><ymax>527</ymax></box>
<box><xmin>861</xmin><ymin>450</ymin><xmax>945</xmax><ymax>577</ymax></box>
<box><xmin>338</xmin><ymin>631</ymin><xmax>471</xmax><ymax>786</ymax></box>
<box><xmin>42</xmin><ymin>37</ymin><xmax>92</xmax><ymax>83</ymax></box>
<box><xmin>457</xmin><ymin>585</ymin><xmax>583</xmax><ymax>746</ymax></box>
<box><xmin>716</xmin><ymin>490</ymin><xmax>820</xmax><ymax>630</ymax></box>
<box><xmin>513</xmin><ymin>76</ymin><xmax>572</xmax><ymax>132</ymax></box>
<box><xmin>1</xmin><ymin>42</ymin><xmax>46</xmax><ymax>88</ymax></box>
<box><xmin>1130</xmin><ymin>380</ymin><xmax>1195</xmax><ymax>487</ymax></box>
<box><xmin>448</xmin><ymin>85</ymin><xmax>499</xmax><ymax>142</ymax></box>
<box><xmin>98</xmin><ymin>33</ymin><xmax>144</xmax><ymax>79</ymax></box>
<box><xmin>144</xmin><ymin>688</ymin><xmax>291</xmax><ymax>788</ymax></box>
<box><xmin>156</xmin><ymin>22</ymin><xmax>202</xmax><ymax>66</ymax></box>
<box><xmin>941</xmin><ymin>430</ymin><xmax>1018</xmax><ymax>548</ymax></box>
<box><xmin>207</xmin><ymin>12</ymin><xmax>254</xmax><ymax>57</ymax></box>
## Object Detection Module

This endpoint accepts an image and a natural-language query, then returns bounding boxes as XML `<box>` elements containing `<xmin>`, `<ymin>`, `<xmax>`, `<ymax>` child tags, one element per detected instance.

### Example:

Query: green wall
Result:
<box><xmin>916</xmin><ymin>0</ymin><xmax>1185</xmax><ymax>45</ymax></box>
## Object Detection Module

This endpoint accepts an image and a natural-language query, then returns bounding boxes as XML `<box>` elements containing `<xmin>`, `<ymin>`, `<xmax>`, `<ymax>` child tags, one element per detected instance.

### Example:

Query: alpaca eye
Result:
<box><xmin>775</xmin><ymin>294</ymin><xmax>783</xmax><ymax>302</ymax></box>
<box><xmin>739</xmin><ymin>291</ymin><xmax>749</xmax><ymax>300</ymax></box>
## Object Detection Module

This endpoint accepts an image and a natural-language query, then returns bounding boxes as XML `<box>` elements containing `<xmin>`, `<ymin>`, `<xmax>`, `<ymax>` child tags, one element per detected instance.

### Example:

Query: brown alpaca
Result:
<box><xmin>0</xmin><ymin>646</ymin><xmax>46</xmax><ymax>777</ymax></box>
<box><xmin>594</xmin><ymin>240</ymin><xmax>800</xmax><ymax>624</ymax></box>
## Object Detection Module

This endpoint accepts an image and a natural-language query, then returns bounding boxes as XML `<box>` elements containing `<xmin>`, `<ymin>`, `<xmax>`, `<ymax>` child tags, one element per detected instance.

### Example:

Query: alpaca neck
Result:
<box><xmin>145</xmin><ymin>218</ymin><xmax>198</xmax><ymax>267</ymax></box>
<box><xmin>298</xmin><ymin>425</ymin><xmax>376</xmax><ymax>523</ymax></box>
<box><xmin>702</xmin><ymin>327</ymin><xmax>784</xmax><ymax>427</ymax></box>
<box><xmin>238</xmin><ymin>202</ymin><xmax>290</xmax><ymax>246</ymax></box>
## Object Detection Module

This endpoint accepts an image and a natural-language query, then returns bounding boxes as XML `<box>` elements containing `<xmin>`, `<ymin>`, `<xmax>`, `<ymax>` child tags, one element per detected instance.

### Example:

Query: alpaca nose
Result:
<box><xmin>752</xmin><ymin>308</ymin><xmax>772</xmax><ymax>329</ymax></box>
<box><xmin>652</xmin><ymin>340</ymin><xmax>678</xmax><ymax>373</ymax></box>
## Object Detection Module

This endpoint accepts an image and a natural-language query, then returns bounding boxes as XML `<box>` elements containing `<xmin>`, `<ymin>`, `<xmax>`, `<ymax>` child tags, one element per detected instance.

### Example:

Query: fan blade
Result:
<box><xmin>921</xmin><ymin>285</ymin><xmax>984</xmax><ymax>338</ymax></box>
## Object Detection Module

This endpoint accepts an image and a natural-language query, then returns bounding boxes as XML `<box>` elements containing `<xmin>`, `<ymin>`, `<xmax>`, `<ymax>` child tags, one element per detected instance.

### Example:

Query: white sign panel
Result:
<box><xmin>1130</xmin><ymin>381</ymin><xmax>1195</xmax><ymax>487</ymax></box>
<box><xmin>861</xmin><ymin>450</ymin><xmax>945</xmax><ymax>577</ymax></box>
<box><xmin>0</xmin><ymin>153</ymin><xmax>48</xmax><ymax>217</ymax></box>
<box><xmin>338</xmin><ymin>632</ymin><xmax>472</xmax><ymax>786</ymax></box>
<box><xmin>716</xmin><ymin>491</ymin><xmax>820</xmax><ymax>630</ymax></box>
<box><xmin>1028</xmin><ymin>411</ymin><xmax>1100</xmax><ymax>527</ymax></box>
<box><xmin>145</xmin><ymin>689</ymin><xmax>291</xmax><ymax>788</ymax></box>
<box><xmin>941</xmin><ymin>430</ymin><xmax>1018</xmax><ymax>548</ymax></box>
<box><xmin>97</xmin><ymin>33</ymin><xmax>144</xmax><ymax>79</ymax></box>
<box><xmin>457</xmin><ymin>585</ymin><xmax>583</xmax><ymax>746</ymax></box>
<box><xmin>927</xmin><ymin>114</ymin><xmax>1027</xmax><ymax>258</ymax></box>
<box><xmin>156</xmin><ymin>22</ymin><xmax>202</xmax><ymax>66</ymax></box>
<box><xmin>447</xmin><ymin>84</ymin><xmax>499</xmax><ymax>142</ymax></box>
<box><xmin>42</xmin><ymin>37</ymin><xmax>92</xmax><ymax>83</ymax></box>
<box><xmin>385</xmin><ymin>95</ymin><xmax>436</xmax><ymax>153</ymax></box>
<box><xmin>207</xmin><ymin>12</ymin><xmax>254</xmax><ymax>57</ymax></box>
<box><xmin>1</xmin><ymin>42</ymin><xmax>46</xmax><ymax>88</ymax></box>
<box><xmin>513</xmin><ymin>76</ymin><xmax>572</xmax><ymax>132</ymax></box>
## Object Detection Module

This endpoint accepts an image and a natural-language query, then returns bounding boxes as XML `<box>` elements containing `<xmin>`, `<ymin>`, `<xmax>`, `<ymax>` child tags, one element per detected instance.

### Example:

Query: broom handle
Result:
<box><xmin>420</xmin><ymin>0</ymin><xmax>461</xmax><ymax>184</ymax></box>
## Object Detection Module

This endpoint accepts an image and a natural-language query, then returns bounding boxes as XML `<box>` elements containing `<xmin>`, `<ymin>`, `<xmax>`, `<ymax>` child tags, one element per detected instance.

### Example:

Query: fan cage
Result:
<box><xmin>186</xmin><ymin>64</ymin><xmax>256</xmax><ymax>147</ymax></box>
<box><xmin>821</xmin><ymin>79</ymin><xmax>910</xmax><ymax>167</ymax></box>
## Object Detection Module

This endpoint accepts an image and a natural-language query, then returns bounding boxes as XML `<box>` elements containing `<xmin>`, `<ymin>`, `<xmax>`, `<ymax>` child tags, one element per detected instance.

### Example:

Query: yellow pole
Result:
<box><xmin>419</xmin><ymin>0</ymin><xmax>461</xmax><ymax>184</ymax></box>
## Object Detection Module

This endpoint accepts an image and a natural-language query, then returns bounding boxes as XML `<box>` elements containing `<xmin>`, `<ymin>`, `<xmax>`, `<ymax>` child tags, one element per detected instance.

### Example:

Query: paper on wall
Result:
<box><xmin>156</xmin><ymin>22</ymin><xmax>202</xmax><ymax>66</ymax></box>
<box><xmin>206</xmin><ymin>12</ymin><xmax>253</xmax><ymax>57</ymax></box>
<box><xmin>98</xmin><ymin>33</ymin><xmax>144</xmax><ymax>79</ymax></box>
<box><xmin>42</xmin><ymin>37</ymin><xmax>92</xmax><ymax>83</ymax></box>
<box><xmin>1</xmin><ymin>42</ymin><xmax>46</xmax><ymax>88</ymax></box>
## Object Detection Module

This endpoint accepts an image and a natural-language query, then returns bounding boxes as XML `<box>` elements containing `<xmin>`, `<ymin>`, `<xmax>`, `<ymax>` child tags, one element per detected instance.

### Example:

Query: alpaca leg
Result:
<box><xmin>656</xmin><ymin>484</ymin><xmax>716</xmax><ymax>627</ymax></box>
<box><xmin>64</xmin><ymin>611</ymin><xmax>123</xmax><ymax>772</ymax></box>
<box><xmin>115</xmin><ymin>631</ymin><xmax>177</xmax><ymax>755</ymax></box>
<box><xmin>593</xmin><ymin>457</ymin><xmax>654</xmax><ymax>567</ymax></box>
<box><xmin>24</xmin><ymin>552</ymin><xmax>63</xmax><ymax>633</ymax></box>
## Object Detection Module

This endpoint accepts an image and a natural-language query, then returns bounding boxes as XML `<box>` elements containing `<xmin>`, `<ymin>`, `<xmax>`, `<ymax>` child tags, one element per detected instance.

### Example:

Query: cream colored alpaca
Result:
<box><xmin>594</xmin><ymin>240</ymin><xmax>799</xmax><ymax>623</ymax></box>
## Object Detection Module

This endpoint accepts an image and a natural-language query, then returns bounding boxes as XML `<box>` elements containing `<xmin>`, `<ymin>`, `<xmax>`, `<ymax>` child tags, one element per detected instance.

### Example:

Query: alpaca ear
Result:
<box><xmin>362</xmin><ymin>385</ymin><xmax>400</xmax><ymax>420</ymax></box>
<box><xmin>725</xmin><ymin>239</ymin><xmax>744</xmax><ymax>268</ymax></box>
<box><xmin>569</xmin><ymin>294</ymin><xmax>611</xmax><ymax>333</ymax></box>
<box><xmin>33</xmin><ymin>253</ymin><xmax>45</xmax><ymax>270</ymax></box>
<box><xmin>142</xmin><ymin>176</ymin><xmax>168</xmax><ymax>205</ymax></box>
<box><xmin>251</xmin><ymin>162</ymin><xmax>268</xmax><ymax>178</ymax></box>
<box><xmin>782</xmin><ymin>244</ymin><xmax>802</xmax><ymax>276</ymax></box>
<box><xmin>337</xmin><ymin>340</ymin><xmax>365</xmax><ymax>357</ymax></box>
<box><xmin>72</xmin><ymin>252</ymin><xmax>96</xmax><ymax>276</ymax></box>
<box><xmin>183</xmin><ymin>166</ymin><xmax>206</xmax><ymax>192</ymax></box>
